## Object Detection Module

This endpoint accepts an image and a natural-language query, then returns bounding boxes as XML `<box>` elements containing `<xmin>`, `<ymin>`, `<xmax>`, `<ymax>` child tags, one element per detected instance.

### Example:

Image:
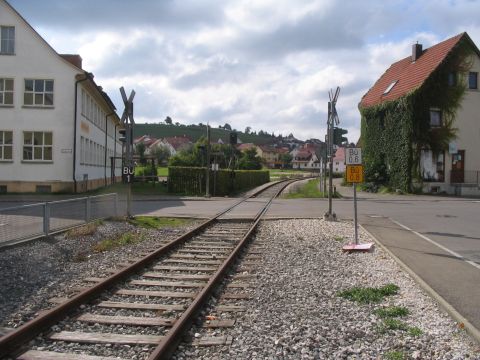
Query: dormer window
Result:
<box><xmin>383</xmin><ymin>80</ymin><xmax>398</xmax><ymax>95</ymax></box>
<box><xmin>0</xmin><ymin>26</ymin><xmax>15</xmax><ymax>55</ymax></box>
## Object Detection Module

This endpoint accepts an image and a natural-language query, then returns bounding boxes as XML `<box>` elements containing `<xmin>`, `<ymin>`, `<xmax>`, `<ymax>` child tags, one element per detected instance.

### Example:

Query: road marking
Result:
<box><xmin>391</xmin><ymin>219</ymin><xmax>480</xmax><ymax>271</ymax></box>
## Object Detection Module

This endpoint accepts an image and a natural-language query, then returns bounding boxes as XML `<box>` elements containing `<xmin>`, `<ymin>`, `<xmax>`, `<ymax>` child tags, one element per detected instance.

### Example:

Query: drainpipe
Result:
<box><xmin>73</xmin><ymin>72</ymin><xmax>92</xmax><ymax>193</ymax></box>
<box><xmin>104</xmin><ymin>112</ymin><xmax>114</xmax><ymax>186</ymax></box>
<box><xmin>114</xmin><ymin>124</ymin><xmax>118</xmax><ymax>183</ymax></box>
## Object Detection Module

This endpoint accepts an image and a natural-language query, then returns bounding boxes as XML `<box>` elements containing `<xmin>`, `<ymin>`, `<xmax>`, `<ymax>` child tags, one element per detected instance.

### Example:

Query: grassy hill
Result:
<box><xmin>133</xmin><ymin>123</ymin><xmax>278</xmax><ymax>145</ymax></box>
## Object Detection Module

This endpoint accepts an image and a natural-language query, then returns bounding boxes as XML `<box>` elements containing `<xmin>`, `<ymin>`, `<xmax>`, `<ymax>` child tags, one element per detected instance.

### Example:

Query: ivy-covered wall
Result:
<box><xmin>359</xmin><ymin>38</ymin><xmax>472</xmax><ymax>192</ymax></box>
<box><xmin>360</xmin><ymin>96</ymin><xmax>414</xmax><ymax>192</ymax></box>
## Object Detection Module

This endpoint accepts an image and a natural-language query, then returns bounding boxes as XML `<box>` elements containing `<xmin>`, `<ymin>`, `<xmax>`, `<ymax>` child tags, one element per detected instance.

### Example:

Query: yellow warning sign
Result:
<box><xmin>346</xmin><ymin>165</ymin><xmax>364</xmax><ymax>183</ymax></box>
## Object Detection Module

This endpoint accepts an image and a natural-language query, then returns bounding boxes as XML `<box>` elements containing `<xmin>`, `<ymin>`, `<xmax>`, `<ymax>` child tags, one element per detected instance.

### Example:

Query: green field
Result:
<box><xmin>269</xmin><ymin>169</ymin><xmax>318</xmax><ymax>181</ymax></box>
<box><xmin>134</xmin><ymin>166</ymin><xmax>168</xmax><ymax>177</ymax></box>
<box><xmin>283</xmin><ymin>178</ymin><xmax>339</xmax><ymax>198</ymax></box>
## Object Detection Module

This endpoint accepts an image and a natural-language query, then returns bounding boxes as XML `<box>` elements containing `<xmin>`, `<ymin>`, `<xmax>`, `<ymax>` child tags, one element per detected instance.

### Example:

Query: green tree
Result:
<box><xmin>223</xmin><ymin>123</ymin><xmax>232</xmax><ymax>131</ymax></box>
<box><xmin>164</xmin><ymin>116</ymin><xmax>173</xmax><ymax>125</ymax></box>
<box><xmin>135</xmin><ymin>142</ymin><xmax>147</xmax><ymax>165</ymax></box>
<box><xmin>280</xmin><ymin>153</ymin><xmax>293</xmax><ymax>168</ymax></box>
<box><xmin>151</xmin><ymin>144</ymin><xmax>171</xmax><ymax>166</ymax></box>
<box><xmin>238</xmin><ymin>147</ymin><xmax>262</xmax><ymax>170</ymax></box>
<box><xmin>169</xmin><ymin>137</ymin><xmax>207</xmax><ymax>167</ymax></box>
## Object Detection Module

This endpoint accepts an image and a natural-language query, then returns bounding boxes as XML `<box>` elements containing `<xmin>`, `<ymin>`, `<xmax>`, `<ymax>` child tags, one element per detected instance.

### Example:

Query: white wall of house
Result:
<box><xmin>422</xmin><ymin>52</ymin><xmax>480</xmax><ymax>194</ymax></box>
<box><xmin>449</xmin><ymin>53</ymin><xmax>480</xmax><ymax>176</ymax></box>
<box><xmin>0</xmin><ymin>0</ymin><xmax>121</xmax><ymax>192</ymax></box>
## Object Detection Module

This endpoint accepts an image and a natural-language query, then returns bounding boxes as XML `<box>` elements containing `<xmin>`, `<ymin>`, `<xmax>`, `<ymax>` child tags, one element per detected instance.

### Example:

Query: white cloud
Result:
<box><xmin>10</xmin><ymin>0</ymin><xmax>480</xmax><ymax>143</ymax></box>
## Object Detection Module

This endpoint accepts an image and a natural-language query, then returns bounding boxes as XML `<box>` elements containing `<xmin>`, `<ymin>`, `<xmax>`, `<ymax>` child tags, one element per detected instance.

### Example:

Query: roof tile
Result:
<box><xmin>360</xmin><ymin>33</ymin><xmax>465</xmax><ymax>108</ymax></box>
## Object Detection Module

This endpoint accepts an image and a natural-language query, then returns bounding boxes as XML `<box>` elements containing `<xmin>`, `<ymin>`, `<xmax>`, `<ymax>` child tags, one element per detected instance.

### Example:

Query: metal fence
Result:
<box><xmin>0</xmin><ymin>193</ymin><xmax>118</xmax><ymax>246</ymax></box>
<box><xmin>450</xmin><ymin>170</ymin><xmax>480</xmax><ymax>185</ymax></box>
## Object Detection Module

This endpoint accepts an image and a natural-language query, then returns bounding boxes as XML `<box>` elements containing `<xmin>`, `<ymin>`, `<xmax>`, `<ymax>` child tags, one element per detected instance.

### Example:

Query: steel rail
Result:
<box><xmin>0</xmin><ymin>180</ymin><xmax>288</xmax><ymax>358</ymax></box>
<box><xmin>148</xmin><ymin>179</ymin><xmax>294</xmax><ymax>359</ymax></box>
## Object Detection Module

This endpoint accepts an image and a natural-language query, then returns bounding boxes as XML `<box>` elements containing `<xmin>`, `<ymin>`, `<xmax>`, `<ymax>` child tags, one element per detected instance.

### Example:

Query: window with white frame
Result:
<box><xmin>0</xmin><ymin>26</ymin><xmax>15</xmax><ymax>55</ymax></box>
<box><xmin>24</xmin><ymin>79</ymin><xmax>54</xmax><ymax>107</ymax></box>
<box><xmin>81</xmin><ymin>89</ymin><xmax>86</xmax><ymax>115</ymax></box>
<box><xmin>80</xmin><ymin>136</ymin><xmax>85</xmax><ymax>164</ymax></box>
<box><xmin>23</xmin><ymin>131</ymin><xmax>52</xmax><ymax>161</ymax></box>
<box><xmin>0</xmin><ymin>130</ymin><xmax>13</xmax><ymax>160</ymax></box>
<box><xmin>0</xmin><ymin>78</ymin><xmax>14</xmax><ymax>105</ymax></box>
<box><xmin>429</xmin><ymin>109</ymin><xmax>442</xmax><ymax>127</ymax></box>
<box><xmin>469</xmin><ymin>72</ymin><xmax>478</xmax><ymax>90</ymax></box>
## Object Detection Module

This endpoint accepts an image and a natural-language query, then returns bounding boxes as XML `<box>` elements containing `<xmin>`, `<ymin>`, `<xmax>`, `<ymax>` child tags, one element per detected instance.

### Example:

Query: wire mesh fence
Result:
<box><xmin>0</xmin><ymin>193</ymin><xmax>118</xmax><ymax>246</ymax></box>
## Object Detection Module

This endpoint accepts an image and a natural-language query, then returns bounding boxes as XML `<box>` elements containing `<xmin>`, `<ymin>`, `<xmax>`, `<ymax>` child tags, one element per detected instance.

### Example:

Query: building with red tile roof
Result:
<box><xmin>360</xmin><ymin>32</ymin><xmax>480</xmax><ymax>195</ymax></box>
<box><xmin>332</xmin><ymin>147</ymin><xmax>346</xmax><ymax>173</ymax></box>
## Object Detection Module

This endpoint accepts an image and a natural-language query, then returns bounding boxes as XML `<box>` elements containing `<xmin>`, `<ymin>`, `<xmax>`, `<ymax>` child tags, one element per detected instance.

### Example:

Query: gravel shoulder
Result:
<box><xmin>0</xmin><ymin>219</ymin><xmax>200</xmax><ymax>331</ymax></box>
<box><xmin>177</xmin><ymin>219</ymin><xmax>480</xmax><ymax>359</ymax></box>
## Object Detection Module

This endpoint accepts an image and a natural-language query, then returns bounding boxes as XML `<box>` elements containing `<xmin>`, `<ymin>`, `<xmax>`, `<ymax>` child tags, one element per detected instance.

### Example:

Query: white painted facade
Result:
<box><xmin>421</xmin><ymin>52</ymin><xmax>480</xmax><ymax>195</ymax></box>
<box><xmin>0</xmin><ymin>0</ymin><xmax>122</xmax><ymax>193</ymax></box>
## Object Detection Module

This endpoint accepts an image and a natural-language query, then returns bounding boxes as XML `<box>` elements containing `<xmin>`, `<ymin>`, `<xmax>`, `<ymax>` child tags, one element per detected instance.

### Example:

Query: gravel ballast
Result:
<box><xmin>0</xmin><ymin>218</ymin><xmax>479</xmax><ymax>359</ymax></box>
<box><xmin>0</xmin><ymin>219</ymin><xmax>199</xmax><ymax>331</ymax></box>
<box><xmin>175</xmin><ymin>219</ymin><xmax>480</xmax><ymax>359</ymax></box>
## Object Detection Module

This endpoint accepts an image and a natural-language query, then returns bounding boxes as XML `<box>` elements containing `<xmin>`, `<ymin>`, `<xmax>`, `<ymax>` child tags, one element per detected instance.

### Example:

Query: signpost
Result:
<box><xmin>345</xmin><ymin>148</ymin><xmax>362</xmax><ymax>165</ymax></box>
<box><xmin>343</xmin><ymin>148</ymin><xmax>373</xmax><ymax>252</ymax></box>
<box><xmin>325</xmin><ymin>87</ymin><xmax>340</xmax><ymax>221</ymax></box>
<box><xmin>123</xmin><ymin>166</ymin><xmax>134</xmax><ymax>184</ymax></box>
<box><xmin>120</xmin><ymin>86</ymin><xmax>135</xmax><ymax>218</ymax></box>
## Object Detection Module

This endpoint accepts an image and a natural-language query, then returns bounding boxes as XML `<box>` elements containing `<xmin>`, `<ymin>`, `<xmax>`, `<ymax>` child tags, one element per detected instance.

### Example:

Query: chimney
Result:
<box><xmin>60</xmin><ymin>54</ymin><xmax>83</xmax><ymax>69</ymax></box>
<box><xmin>412</xmin><ymin>43</ymin><xmax>422</xmax><ymax>62</ymax></box>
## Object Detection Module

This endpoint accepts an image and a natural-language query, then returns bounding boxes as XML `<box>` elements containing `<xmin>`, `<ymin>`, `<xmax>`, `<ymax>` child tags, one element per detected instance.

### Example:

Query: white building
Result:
<box><xmin>333</xmin><ymin>147</ymin><xmax>346</xmax><ymax>173</ymax></box>
<box><xmin>0</xmin><ymin>0</ymin><xmax>122</xmax><ymax>193</ymax></box>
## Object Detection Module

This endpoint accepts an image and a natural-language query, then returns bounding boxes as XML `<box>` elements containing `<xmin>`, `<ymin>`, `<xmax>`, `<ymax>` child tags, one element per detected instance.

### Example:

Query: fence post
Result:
<box><xmin>114</xmin><ymin>193</ymin><xmax>118</xmax><ymax>217</ymax></box>
<box><xmin>85</xmin><ymin>197</ymin><xmax>91</xmax><ymax>222</ymax></box>
<box><xmin>43</xmin><ymin>202</ymin><xmax>50</xmax><ymax>236</ymax></box>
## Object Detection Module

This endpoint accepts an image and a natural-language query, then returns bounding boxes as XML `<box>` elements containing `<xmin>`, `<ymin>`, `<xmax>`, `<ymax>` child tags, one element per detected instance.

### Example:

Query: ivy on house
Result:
<box><xmin>359</xmin><ymin>37</ymin><xmax>473</xmax><ymax>192</ymax></box>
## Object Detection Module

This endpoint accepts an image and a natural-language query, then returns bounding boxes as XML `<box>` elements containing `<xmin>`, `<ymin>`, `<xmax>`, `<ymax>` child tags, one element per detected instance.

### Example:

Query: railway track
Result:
<box><xmin>0</xmin><ymin>180</ymin><xmax>297</xmax><ymax>360</ymax></box>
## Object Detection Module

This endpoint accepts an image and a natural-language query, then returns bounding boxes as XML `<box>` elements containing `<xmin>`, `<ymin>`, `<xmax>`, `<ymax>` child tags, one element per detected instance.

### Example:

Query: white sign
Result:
<box><xmin>448</xmin><ymin>142</ymin><xmax>457</xmax><ymax>154</ymax></box>
<box><xmin>345</xmin><ymin>148</ymin><xmax>362</xmax><ymax>165</ymax></box>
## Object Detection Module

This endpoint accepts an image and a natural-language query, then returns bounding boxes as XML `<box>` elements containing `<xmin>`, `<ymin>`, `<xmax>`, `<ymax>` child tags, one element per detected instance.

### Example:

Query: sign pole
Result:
<box><xmin>353</xmin><ymin>182</ymin><xmax>358</xmax><ymax>245</ymax></box>
<box><xmin>119</xmin><ymin>87</ymin><xmax>136</xmax><ymax>219</ymax></box>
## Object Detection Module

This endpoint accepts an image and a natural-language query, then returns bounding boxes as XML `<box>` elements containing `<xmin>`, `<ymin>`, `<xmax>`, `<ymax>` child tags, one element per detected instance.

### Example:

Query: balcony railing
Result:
<box><xmin>450</xmin><ymin>170</ymin><xmax>480</xmax><ymax>185</ymax></box>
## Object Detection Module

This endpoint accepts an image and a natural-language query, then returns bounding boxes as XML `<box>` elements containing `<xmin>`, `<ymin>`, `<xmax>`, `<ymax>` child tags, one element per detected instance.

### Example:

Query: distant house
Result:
<box><xmin>0</xmin><ymin>0</ymin><xmax>122</xmax><ymax>193</ymax></box>
<box><xmin>333</xmin><ymin>147</ymin><xmax>346</xmax><ymax>173</ymax></box>
<box><xmin>257</xmin><ymin>146</ymin><xmax>279</xmax><ymax>168</ymax></box>
<box><xmin>360</xmin><ymin>32</ymin><xmax>480</xmax><ymax>195</ymax></box>
<box><xmin>134</xmin><ymin>135</ymin><xmax>157</xmax><ymax>148</ymax></box>
<box><xmin>291</xmin><ymin>148</ymin><xmax>320</xmax><ymax>170</ymax></box>
<box><xmin>236</xmin><ymin>143</ymin><xmax>256</xmax><ymax>152</ymax></box>
<box><xmin>290</xmin><ymin>142</ymin><xmax>323</xmax><ymax>170</ymax></box>
<box><xmin>145</xmin><ymin>138</ymin><xmax>174</xmax><ymax>156</ymax></box>
<box><xmin>162</xmin><ymin>136</ymin><xmax>192</xmax><ymax>154</ymax></box>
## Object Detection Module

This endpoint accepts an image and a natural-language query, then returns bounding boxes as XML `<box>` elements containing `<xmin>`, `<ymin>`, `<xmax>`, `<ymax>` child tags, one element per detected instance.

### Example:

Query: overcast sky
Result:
<box><xmin>9</xmin><ymin>0</ymin><xmax>480</xmax><ymax>142</ymax></box>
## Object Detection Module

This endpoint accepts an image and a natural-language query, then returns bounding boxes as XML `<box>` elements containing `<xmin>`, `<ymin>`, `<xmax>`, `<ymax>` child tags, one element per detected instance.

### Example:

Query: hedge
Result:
<box><xmin>168</xmin><ymin>166</ymin><xmax>270</xmax><ymax>196</ymax></box>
